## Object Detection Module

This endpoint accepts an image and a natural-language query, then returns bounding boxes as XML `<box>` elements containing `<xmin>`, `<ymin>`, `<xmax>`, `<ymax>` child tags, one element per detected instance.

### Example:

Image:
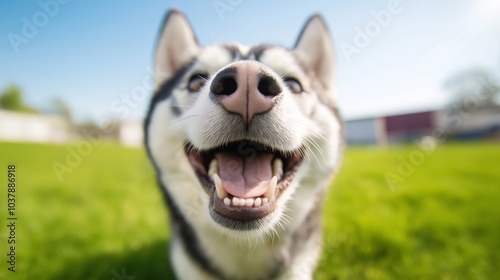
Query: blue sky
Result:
<box><xmin>1</xmin><ymin>0</ymin><xmax>499</xmax><ymax>122</ymax></box>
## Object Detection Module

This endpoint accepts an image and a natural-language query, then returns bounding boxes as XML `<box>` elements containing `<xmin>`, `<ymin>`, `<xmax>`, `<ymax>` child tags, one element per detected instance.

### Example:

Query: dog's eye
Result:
<box><xmin>284</xmin><ymin>78</ymin><xmax>302</xmax><ymax>94</ymax></box>
<box><xmin>187</xmin><ymin>74</ymin><xmax>208</xmax><ymax>93</ymax></box>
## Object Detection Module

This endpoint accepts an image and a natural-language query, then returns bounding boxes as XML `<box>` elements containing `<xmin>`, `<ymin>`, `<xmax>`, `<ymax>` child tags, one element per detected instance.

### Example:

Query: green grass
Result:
<box><xmin>0</xmin><ymin>141</ymin><xmax>499</xmax><ymax>280</ymax></box>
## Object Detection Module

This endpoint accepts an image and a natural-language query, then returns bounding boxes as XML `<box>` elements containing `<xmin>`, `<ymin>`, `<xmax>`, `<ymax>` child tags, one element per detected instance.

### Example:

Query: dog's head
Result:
<box><xmin>146</xmin><ymin>10</ymin><xmax>342</xmax><ymax>238</ymax></box>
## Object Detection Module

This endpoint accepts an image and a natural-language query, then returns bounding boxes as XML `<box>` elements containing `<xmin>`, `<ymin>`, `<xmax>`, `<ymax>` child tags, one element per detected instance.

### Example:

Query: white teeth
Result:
<box><xmin>217</xmin><ymin>175</ymin><xmax>277</xmax><ymax>207</ymax></box>
<box><xmin>208</xmin><ymin>159</ymin><xmax>218</xmax><ymax>177</ymax></box>
<box><xmin>264</xmin><ymin>176</ymin><xmax>277</xmax><ymax>199</ymax></box>
<box><xmin>226</xmin><ymin>196</ymin><xmax>270</xmax><ymax>207</ymax></box>
<box><xmin>245</xmin><ymin>198</ymin><xmax>254</xmax><ymax>207</ymax></box>
<box><xmin>272</xmin><ymin>158</ymin><xmax>283</xmax><ymax>179</ymax></box>
<box><xmin>254</xmin><ymin>197</ymin><xmax>262</xmax><ymax>207</ymax></box>
<box><xmin>232</xmin><ymin>197</ymin><xmax>240</xmax><ymax>206</ymax></box>
<box><xmin>213</xmin><ymin>174</ymin><xmax>227</xmax><ymax>199</ymax></box>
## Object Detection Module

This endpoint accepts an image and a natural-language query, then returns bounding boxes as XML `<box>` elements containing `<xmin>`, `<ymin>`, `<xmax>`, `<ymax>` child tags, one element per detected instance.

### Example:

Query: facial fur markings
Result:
<box><xmin>145</xmin><ymin>9</ymin><xmax>342</xmax><ymax>280</ymax></box>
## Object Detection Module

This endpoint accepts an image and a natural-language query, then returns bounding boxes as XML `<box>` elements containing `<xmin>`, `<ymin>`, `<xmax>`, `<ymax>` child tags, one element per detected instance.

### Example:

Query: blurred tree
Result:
<box><xmin>445</xmin><ymin>68</ymin><xmax>500</xmax><ymax>108</ymax></box>
<box><xmin>51</xmin><ymin>98</ymin><xmax>72</xmax><ymax>122</ymax></box>
<box><xmin>444</xmin><ymin>66</ymin><xmax>500</xmax><ymax>140</ymax></box>
<box><xmin>78</xmin><ymin>120</ymin><xmax>100</xmax><ymax>131</ymax></box>
<box><xmin>0</xmin><ymin>85</ymin><xmax>38</xmax><ymax>113</ymax></box>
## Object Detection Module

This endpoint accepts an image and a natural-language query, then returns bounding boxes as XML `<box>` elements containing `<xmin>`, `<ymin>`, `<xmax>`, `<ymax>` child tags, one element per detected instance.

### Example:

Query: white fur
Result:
<box><xmin>147</xmin><ymin>10</ymin><xmax>341</xmax><ymax>280</ymax></box>
<box><xmin>155</xmin><ymin>11</ymin><xmax>199</xmax><ymax>85</ymax></box>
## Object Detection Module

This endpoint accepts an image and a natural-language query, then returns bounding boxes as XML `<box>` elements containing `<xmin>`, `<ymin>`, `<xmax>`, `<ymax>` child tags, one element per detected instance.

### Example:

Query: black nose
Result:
<box><xmin>257</xmin><ymin>74</ymin><xmax>282</xmax><ymax>97</ymax></box>
<box><xmin>210</xmin><ymin>67</ymin><xmax>282</xmax><ymax>97</ymax></box>
<box><xmin>210</xmin><ymin>67</ymin><xmax>238</xmax><ymax>96</ymax></box>
<box><xmin>209</xmin><ymin>61</ymin><xmax>282</xmax><ymax>126</ymax></box>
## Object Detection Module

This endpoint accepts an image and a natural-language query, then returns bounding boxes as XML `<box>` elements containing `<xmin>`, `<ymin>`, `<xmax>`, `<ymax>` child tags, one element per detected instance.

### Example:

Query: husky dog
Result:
<box><xmin>145</xmin><ymin>9</ymin><xmax>343</xmax><ymax>280</ymax></box>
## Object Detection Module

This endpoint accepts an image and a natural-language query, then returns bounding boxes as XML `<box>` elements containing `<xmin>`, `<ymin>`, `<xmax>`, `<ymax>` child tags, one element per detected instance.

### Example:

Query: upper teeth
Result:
<box><xmin>264</xmin><ymin>176</ymin><xmax>277</xmax><ymax>199</ymax></box>
<box><xmin>213</xmin><ymin>173</ymin><xmax>228</xmax><ymax>199</ymax></box>
<box><xmin>208</xmin><ymin>158</ymin><xmax>218</xmax><ymax>177</ymax></box>
<box><xmin>209</xmin><ymin>158</ymin><xmax>282</xmax><ymax>207</ymax></box>
<box><xmin>273</xmin><ymin>158</ymin><xmax>283</xmax><ymax>180</ymax></box>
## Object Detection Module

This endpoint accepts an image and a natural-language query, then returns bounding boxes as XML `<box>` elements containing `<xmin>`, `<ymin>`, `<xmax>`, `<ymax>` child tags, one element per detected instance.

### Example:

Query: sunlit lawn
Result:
<box><xmin>0</xmin><ymin>141</ymin><xmax>498</xmax><ymax>280</ymax></box>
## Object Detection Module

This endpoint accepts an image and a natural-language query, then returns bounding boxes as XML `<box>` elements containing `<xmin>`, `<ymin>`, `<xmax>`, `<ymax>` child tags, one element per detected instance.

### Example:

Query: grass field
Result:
<box><xmin>0</xmin><ymin>141</ymin><xmax>499</xmax><ymax>280</ymax></box>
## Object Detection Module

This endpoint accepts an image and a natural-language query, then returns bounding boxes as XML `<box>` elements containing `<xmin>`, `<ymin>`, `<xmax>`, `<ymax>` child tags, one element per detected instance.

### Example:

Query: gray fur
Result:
<box><xmin>145</xmin><ymin>9</ymin><xmax>343</xmax><ymax>280</ymax></box>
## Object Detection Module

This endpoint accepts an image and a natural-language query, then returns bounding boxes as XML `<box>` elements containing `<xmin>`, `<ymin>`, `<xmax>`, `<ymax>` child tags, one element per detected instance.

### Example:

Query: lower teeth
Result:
<box><xmin>221</xmin><ymin>195</ymin><xmax>270</xmax><ymax>207</ymax></box>
<box><xmin>213</xmin><ymin>172</ymin><xmax>278</xmax><ymax>207</ymax></box>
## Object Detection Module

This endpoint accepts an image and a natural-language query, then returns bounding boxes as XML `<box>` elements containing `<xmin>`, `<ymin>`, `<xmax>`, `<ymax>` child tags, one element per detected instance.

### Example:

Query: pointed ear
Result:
<box><xmin>155</xmin><ymin>9</ymin><xmax>199</xmax><ymax>85</ymax></box>
<box><xmin>293</xmin><ymin>14</ymin><xmax>335</xmax><ymax>90</ymax></box>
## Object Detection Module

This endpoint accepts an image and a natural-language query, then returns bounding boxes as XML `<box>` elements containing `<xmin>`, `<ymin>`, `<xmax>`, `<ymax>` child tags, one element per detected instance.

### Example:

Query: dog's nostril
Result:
<box><xmin>211</xmin><ymin>69</ymin><xmax>238</xmax><ymax>96</ymax></box>
<box><xmin>258</xmin><ymin>75</ymin><xmax>282</xmax><ymax>97</ymax></box>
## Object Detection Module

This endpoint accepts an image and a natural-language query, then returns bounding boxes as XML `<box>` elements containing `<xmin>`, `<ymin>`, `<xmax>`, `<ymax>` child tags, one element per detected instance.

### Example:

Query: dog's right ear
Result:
<box><xmin>155</xmin><ymin>9</ymin><xmax>199</xmax><ymax>86</ymax></box>
<box><xmin>293</xmin><ymin>14</ymin><xmax>335</xmax><ymax>91</ymax></box>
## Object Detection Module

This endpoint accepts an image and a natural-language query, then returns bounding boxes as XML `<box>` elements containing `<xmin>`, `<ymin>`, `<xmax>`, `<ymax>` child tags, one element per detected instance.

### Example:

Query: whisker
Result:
<box><xmin>198</xmin><ymin>75</ymin><xmax>209</xmax><ymax>82</ymax></box>
<box><xmin>172</xmin><ymin>136</ymin><xmax>190</xmax><ymax>154</ymax></box>
<box><xmin>170</xmin><ymin>104</ymin><xmax>193</xmax><ymax>108</ymax></box>
<box><xmin>303</xmin><ymin>139</ymin><xmax>322</xmax><ymax>166</ymax></box>
<box><xmin>279</xmin><ymin>71</ymin><xmax>291</xmax><ymax>80</ymax></box>
<box><xmin>165</xmin><ymin>114</ymin><xmax>199</xmax><ymax>130</ymax></box>
<box><xmin>306</xmin><ymin>137</ymin><xmax>328</xmax><ymax>166</ymax></box>
<box><xmin>309</xmin><ymin>129</ymin><xmax>328</xmax><ymax>143</ymax></box>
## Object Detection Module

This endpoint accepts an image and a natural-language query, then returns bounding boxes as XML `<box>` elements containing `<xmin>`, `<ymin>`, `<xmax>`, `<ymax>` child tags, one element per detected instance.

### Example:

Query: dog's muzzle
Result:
<box><xmin>184</xmin><ymin>61</ymin><xmax>304</xmax><ymax>229</ymax></box>
<box><xmin>209</xmin><ymin>61</ymin><xmax>283</xmax><ymax>128</ymax></box>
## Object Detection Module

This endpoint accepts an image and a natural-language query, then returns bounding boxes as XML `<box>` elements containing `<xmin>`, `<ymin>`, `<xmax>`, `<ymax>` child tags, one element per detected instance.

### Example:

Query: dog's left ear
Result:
<box><xmin>294</xmin><ymin>15</ymin><xmax>335</xmax><ymax>90</ymax></box>
<box><xmin>155</xmin><ymin>9</ymin><xmax>200</xmax><ymax>86</ymax></box>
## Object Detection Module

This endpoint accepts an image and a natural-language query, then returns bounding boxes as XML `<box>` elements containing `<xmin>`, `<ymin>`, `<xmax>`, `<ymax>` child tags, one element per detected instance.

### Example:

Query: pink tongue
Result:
<box><xmin>215</xmin><ymin>152</ymin><xmax>273</xmax><ymax>199</ymax></box>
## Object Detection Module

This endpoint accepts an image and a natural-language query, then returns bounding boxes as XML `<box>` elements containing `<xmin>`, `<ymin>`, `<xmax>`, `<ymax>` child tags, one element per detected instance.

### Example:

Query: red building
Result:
<box><xmin>345</xmin><ymin>106</ymin><xmax>500</xmax><ymax>145</ymax></box>
<box><xmin>385</xmin><ymin>111</ymin><xmax>435</xmax><ymax>143</ymax></box>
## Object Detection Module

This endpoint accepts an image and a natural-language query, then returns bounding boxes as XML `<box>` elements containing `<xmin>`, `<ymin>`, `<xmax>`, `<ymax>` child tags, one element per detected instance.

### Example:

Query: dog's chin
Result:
<box><xmin>185</xmin><ymin>140</ymin><xmax>303</xmax><ymax>231</ymax></box>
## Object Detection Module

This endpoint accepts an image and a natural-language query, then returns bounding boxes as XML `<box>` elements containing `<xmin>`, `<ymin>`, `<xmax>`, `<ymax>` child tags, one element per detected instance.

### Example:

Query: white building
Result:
<box><xmin>345</xmin><ymin>117</ymin><xmax>387</xmax><ymax>145</ymax></box>
<box><xmin>0</xmin><ymin>109</ymin><xmax>69</xmax><ymax>143</ymax></box>
<box><xmin>118</xmin><ymin>120</ymin><xmax>144</xmax><ymax>147</ymax></box>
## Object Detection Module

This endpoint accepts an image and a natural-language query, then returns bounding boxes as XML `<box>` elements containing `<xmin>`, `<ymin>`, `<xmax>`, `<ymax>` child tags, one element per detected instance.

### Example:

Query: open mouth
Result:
<box><xmin>185</xmin><ymin>141</ymin><xmax>303</xmax><ymax>226</ymax></box>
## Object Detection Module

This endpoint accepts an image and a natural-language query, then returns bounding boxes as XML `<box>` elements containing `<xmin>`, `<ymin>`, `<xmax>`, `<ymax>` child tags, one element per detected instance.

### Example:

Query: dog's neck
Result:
<box><xmin>163</xmin><ymin>179</ymin><xmax>325</xmax><ymax>280</ymax></box>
